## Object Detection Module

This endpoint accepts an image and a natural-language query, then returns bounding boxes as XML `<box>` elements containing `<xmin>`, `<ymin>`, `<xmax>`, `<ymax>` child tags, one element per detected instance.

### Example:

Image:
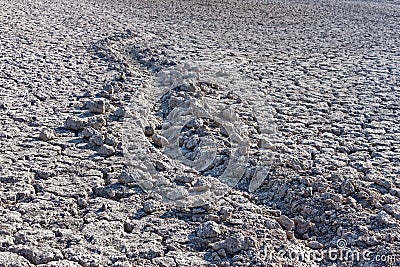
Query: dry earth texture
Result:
<box><xmin>0</xmin><ymin>0</ymin><xmax>400</xmax><ymax>266</ymax></box>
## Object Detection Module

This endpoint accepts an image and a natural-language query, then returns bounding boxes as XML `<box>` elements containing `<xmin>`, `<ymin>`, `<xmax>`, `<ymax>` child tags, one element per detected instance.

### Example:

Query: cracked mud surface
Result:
<box><xmin>1</xmin><ymin>0</ymin><xmax>400</xmax><ymax>266</ymax></box>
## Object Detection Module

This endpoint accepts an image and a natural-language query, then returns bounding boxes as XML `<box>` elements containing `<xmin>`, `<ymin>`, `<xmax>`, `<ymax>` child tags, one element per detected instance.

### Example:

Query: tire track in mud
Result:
<box><xmin>95</xmin><ymin>33</ymin><xmax>280</xmax><ymax>208</ymax></box>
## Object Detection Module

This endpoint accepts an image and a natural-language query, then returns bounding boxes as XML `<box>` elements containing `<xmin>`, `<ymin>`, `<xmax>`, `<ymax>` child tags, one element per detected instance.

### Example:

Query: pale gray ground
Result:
<box><xmin>0</xmin><ymin>0</ymin><xmax>399</xmax><ymax>266</ymax></box>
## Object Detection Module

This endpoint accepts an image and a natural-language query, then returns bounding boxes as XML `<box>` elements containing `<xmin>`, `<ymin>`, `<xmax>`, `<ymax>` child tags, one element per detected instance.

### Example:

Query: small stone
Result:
<box><xmin>185</xmin><ymin>118</ymin><xmax>203</xmax><ymax>128</ymax></box>
<box><xmin>39</xmin><ymin>127</ymin><xmax>56</xmax><ymax>141</ymax></box>
<box><xmin>144</xmin><ymin>126</ymin><xmax>154</xmax><ymax>137</ymax></box>
<box><xmin>257</xmin><ymin>136</ymin><xmax>274</xmax><ymax>149</ymax></box>
<box><xmin>152</xmin><ymin>134</ymin><xmax>168</xmax><ymax>147</ymax></box>
<box><xmin>374</xmin><ymin>178</ymin><xmax>393</xmax><ymax>190</ymax></box>
<box><xmin>65</xmin><ymin>117</ymin><xmax>87</xmax><ymax>131</ymax></box>
<box><xmin>376</xmin><ymin>210</ymin><xmax>396</xmax><ymax>225</ymax></box>
<box><xmin>77</xmin><ymin>198</ymin><xmax>87</xmax><ymax>209</ymax></box>
<box><xmin>155</xmin><ymin>160</ymin><xmax>168</xmax><ymax>171</ymax></box>
<box><xmin>212</xmin><ymin>253</ymin><xmax>221</xmax><ymax>262</ymax></box>
<box><xmin>88</xmin><ymin>116</ymin><xmax>106</xmax><ymax>129</ymax></box>
<box><xmin>166</xmin><ymin>188</ymin><xmax>189</xmax><ymax>200</ymax></box>
<box><xmin>168</xmin><ymin>96</ymin><xmax>184</xmax><ymax>108</ymax></box>
<box><xmin>104</xmin><ymin>134</ymin><xmax>117</xmax><ymax>146</ymax></box>
<box><xmin>98</xmin><ymin>144</ymin><xmax>115</xmax><ymax>157</ymax></box>
<box><xmin>217</xmin><ymin>249</ymin><xmax>227</xmax><ymax>258</ymax></box>
<box><xmin>101</xmin><ymin>203</ymin><xmax>108</xmax><ymax>211</ymax></box>
<box><xmin>219</xmin><ymin>207</ymin><xmax>232</xmax><ymax>221</ymax></box>
<box><xmin>341</xmin><ymin>179</ymin><xmax>356</xmax><ymax>196</ymax></box>
<box><xmin>202</xmin><ymin>215</ymin><xmax>218</xmax><ymax>224</ymax></box>
<box><xmin>35</xmin><ymin>169</ymin><xmax>53</xmax><ymax>179</ymax></box>
<box><xmin>193</xmin><ymin>178</ymin><xmax>211</xmax><ymax>192</ymax></box>
<box><xmin>118</xmin><ymin>172</ymin><xmax>134</xmax><ymax>184</ymax></box>
<box><xmin>113</xmin><ymin>107</ymin><xmax>132</xmax><ymax>118</ymax></box>
<box><xmin>383</xmin><ymin>204</ymin><xmax>398</xmax><ymax>216</ymax></box>
<box><xmin>277</xmin><ymin>215</ymin><xmax>294</xmax><ymax>230</ymax></box>
<box><xmin>143</xmin><ymin>200</ymin><xmax>158</xmax><ymax>213</ymax></box>
<box><xmin>113</xmin><ymin>261</ymin><xmax>133</xmax><ymax>267</ymax></box>
<box><xmin>308</xmin><ymin>240</ymin><xmax>324</xmax><ymax>250</ymax></box>
<box><xmin>86</xmin><ymin>99</ymin><xmax>107</xmax><ymax>114</ymax></box>
<box><xmin>81</xmin><ymin>127</ymin><xmax>97</xmax><ymax>138</ymax></box>
<box><xmin>232</xmin><ymin>255</ymin><xmax>243</xmax><ymax>262</ymax></box>
<box><xmin>221</xmin><ymin>108</ymin><xmax>237</xmax><ymax>121</ymax></box>
<box><xmin>16</xmin><ymin>191</ymin><xmax>32</xmax><ymax>200</ymax></box>
<box><xmin>89</xmin><ymin>134</ymin><xmax>104</xmax><ymax>146</ymax></box>
<box><xmin>175</xmin><ymin>175</ymin><xmax>194</xmax><ymax>183</ymax></box>
<box><xmin>10</xmin><ymin>245</ymin><xmax>63</xmax><ymax>265</ymax></box>
<box><xmin>113</xmin><ymin>107</ymin><xmax>124</xmax><ymax>117</ymax></box>
<box><xmin>266</xmin><ymin>209</ymin><xmax>282</xmax><ymax>217</ymax></box>
<box><xmin>0</xmin><ymin>102</ymin><xmax>8</xmax><ymax>110</ymax></box>
<box><xmin>64</xmin><ymin>117</ymin><xmax>87</xmax><ymax>131</ymax></box>
<box><xmin>197</xmin><ymin>221</ymin><xmax>221</xmax><ymax>239</ymax></box>
<box><xmin>389</xmin><ymin>188</ymin><xmax>400</xmax><ymax>197</ymax></box>
<box><xmin>185</xmin><ymin>137</ymin><xmax>199</xmax><ymax>149</ymax></box>
<box><xmin>345</xmin><ymin>196</ymin><xmax>357</xmax><ymax>207</ymax></box>
<box><xmin>286</xmin><ymin>231</ymin><xmax>294</xmax><ymax>240</ymax></box>
<box><xmin>294</xmin><ymin>216</ymin><xmax>311</xmax><ymax>237</ymax></box>
<box><xmin>264</xmin><ymin>218</ymin><xmax>280</xmax><ymax>229</ymax></box>
<box><xmin>220</xmin><ymin>127</ymin><xmax>229</xmax><ymax>137</ymax></box>
<box><xmin>124</xmin><ymin>220</ymin><xmax>136</xmax><ymax>233</ymax></box>
<box><xmin>212</xmin><ymin>235</ymin><xmax>256</xmax><ymax>255</ymax></box>
<box><xmin>152</xmin><ymin>257</ymin><xmax>177</xmax><ymax>267</ymax></box>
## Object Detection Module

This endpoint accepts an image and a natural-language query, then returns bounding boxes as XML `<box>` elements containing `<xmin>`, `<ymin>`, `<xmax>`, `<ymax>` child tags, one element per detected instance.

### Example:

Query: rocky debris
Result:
<box><xmin>123</xmin><ymin>220</ymin><xmax>137</xmax><ymax>233</ymax></box>
<box><xmin>0</xmin><ymin>252</ymin><xmax>32</xmax><ymax>267</ymax></box>
<box><xmin>113</xmin><ymin>107</ymin><xmax>132</xmax><ymax>118</ymax></box>
<box><xmin>44</xmin><ymin>260</ymin><xmax>82</xmax><ymax>266</ymax></box>
<box><xmin>64</xmin><ymin>117</ymin><xmax>87</xmax><ymax>131</ymax></box>
<box><xmin>152</xmin><ymin>79</ymin><xmax>265</xmax><ymax>189</ymax></box>
<box><xmin>376</xmin><ymin>210</ymin><xmax>396</xmax><ymax>225</ymax></box>
<box><xmin>86</xmin><ymin>99</ymin><xmax>108</xmax><ymax>114</ymax></box>
<box><xmin>117</xmin><ymin>171</ymin><xmax>134</xmax><ymax>184</ymax></box>
<box><xmin>277</xmin><ymin>215</ymin><xmax>295</xmax><ymax>231</ymax></box>
<box><xmin>212</xmin><ymin>234</ymin><xmax>257</xmax><ymax>255</ymax></box>
<box><xmin>93</xmin><ymin>183</ymin><xmax>135</xmax><ymax>200</ymax></box>
<box><xmin>98</xmin><ymin>144</ymin><xmax>115</xmax><ymax>157</ymax></box>
<box><xmin>151</xmin><ymin>134</ymin><xmax>168</xmax><ymax>147</ymax></box>
<box><xmin>196</xmin><ymin>221</ymin><xmax>221</xmax><ymax>239</ymax></box>
<box><xmin>77</xmin><ymin>198</ymin><xmax>88</xmax><ymax>209</ymax></box>
<box><xmin>218</xmin><ymin>207</ymin><xmax>232</xmax><ymax>221</ymax></box>
<box><xmin>152</xmin><ymin>257</ymin><xmax>176</xmax><ymax>267</ymax></box>
<box><xmin>81</xmin><ymin>127</ymin><xmax>98</xmax><ymax>139</ymax></box>
<box><xmin>341</xmin><ymin>179</ymin><xmax>356</xmax><ymax>196</ymax></box>
<box><xmin>174</xmin><ymin>175</ymin><xmax>194</xmax><ymax>184</ymax></box>
<box><xmin>104</xmin><ymin>134</ymin><xmax>117</xmax><ymax>147</ymax></box>
<box><xmin>35</xmin><ymin>169</ymin><xmax>54</xmax><ymax>179</ymax></box>
<box><xmin>154</xmin><ymin>160</ymin><xmax>168</xmax><ymax>171</ymax></box>
<box><xmin>88</xmin><ymin>116</ymin><xmax>106</xmax><ymax>129</ymax></box>
<box><xmin>39</xmin><ymin>128</ymin><xmax>56</xmax><ymax>141</ymax></box>
<box><xmin>144</xmin><ymin>126</ymin><xmax>154</xmax><ymax>137</ymax></box>
<box><xmin>143</xmin><ymin>199</ymin><xmax>160</xmax><ymax>213</ymax></box>
<box><xmin>9</xmin><ymin>245</ymin><xmax>63</xmax><ymax>265</ymax></box>
<box><xmin>89</xmin><ymin>134</ymin><xmax>104</xmax><ymax>146</ymax></box>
